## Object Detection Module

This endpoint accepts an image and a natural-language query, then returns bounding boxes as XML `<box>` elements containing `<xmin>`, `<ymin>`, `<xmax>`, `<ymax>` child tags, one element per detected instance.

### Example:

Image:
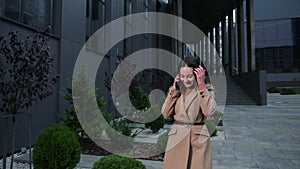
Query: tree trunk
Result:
<box><xmin>2</xmin><ymin>116</ymin><xmax>8</xmax><ymax>169</ymax></box>
<box><xmin>10</xmin><ymin>115</ymin><xmax>16</xmax><ymax>169</ymax></box>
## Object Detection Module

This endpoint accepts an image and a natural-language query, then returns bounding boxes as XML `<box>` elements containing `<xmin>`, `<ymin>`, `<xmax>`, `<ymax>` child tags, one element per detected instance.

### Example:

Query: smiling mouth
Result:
<box><xmin>184</xmin><ymin>82</ymin><xmax>192</xmax><ymax>85</ymax></box>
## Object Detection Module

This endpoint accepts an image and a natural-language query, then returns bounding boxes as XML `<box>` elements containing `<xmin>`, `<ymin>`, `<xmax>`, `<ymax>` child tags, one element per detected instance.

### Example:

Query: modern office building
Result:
<box><xmin>254</xmin><ymin>0</ymin><xmax>300</xmax><ymax>87</ymax></box>
<box><xmin>1</xmin><ymin>0</ymin><xmax>298</xmax><ymax>158</ymax></box>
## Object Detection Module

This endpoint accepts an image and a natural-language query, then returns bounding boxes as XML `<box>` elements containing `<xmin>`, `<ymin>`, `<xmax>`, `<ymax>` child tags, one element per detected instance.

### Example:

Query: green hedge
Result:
<box><xmin>145</xmin><ymin>106</ymin><xmax>165</xmax><ymax>133</ymax></box>
<box><xmin>32</xmin><ymin>125</ymin><xmax>81</xmax><ymax>169</ymax></box>
<box><xmin>267</xmin><ymin>87</ymin><xmax>300</xmax><ymax>95</ymax></box>
<box><xmin>93</xmin><ymin>155</ymin><xmax>146</xmax><ymax>169</ymax></box>
<box><xmin>267</xmin><ymin>87</ymin><xmax>281</xmax><ymax>93</ymax></box>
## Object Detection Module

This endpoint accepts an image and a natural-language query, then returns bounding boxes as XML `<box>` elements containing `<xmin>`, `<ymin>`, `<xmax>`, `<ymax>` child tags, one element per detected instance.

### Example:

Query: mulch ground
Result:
<box><xmin>79</xmin><ymin>138</ymin><xmax>164</xmax><ymax>161</ymax></box>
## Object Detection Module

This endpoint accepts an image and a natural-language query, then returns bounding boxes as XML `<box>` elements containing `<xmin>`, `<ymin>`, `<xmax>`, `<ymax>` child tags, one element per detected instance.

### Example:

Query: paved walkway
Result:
<box><xmin>3</xmin><ymin>93</ymin><xmax>300</xmax><ymax>169</ymax></box>
<box><xmin>76</xmin><ymin>93</ymin><xmax>300</xmax><ymax>169</ymax></box>
<box><xmin>211</xmin><ymin>93</ymin><xmax>300</xmax><ymax>169</ymax></box>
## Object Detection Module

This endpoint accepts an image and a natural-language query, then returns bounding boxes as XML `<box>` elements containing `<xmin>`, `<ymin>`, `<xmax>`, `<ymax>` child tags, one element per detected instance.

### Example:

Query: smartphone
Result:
<box><xmin>176</xmin><ymin>80</ymin><xmax>182</xmax><ymax>89</ymax></box>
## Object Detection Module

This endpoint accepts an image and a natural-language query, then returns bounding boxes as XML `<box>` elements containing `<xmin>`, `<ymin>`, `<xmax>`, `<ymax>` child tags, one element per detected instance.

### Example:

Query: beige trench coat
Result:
<box><xmin>162</xmin><ymin>84</ymin><xmax>216</xmax><ymax>169</ymax></box>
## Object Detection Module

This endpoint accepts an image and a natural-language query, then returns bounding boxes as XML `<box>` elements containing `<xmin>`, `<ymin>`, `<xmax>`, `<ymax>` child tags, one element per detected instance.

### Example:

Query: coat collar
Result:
<box><xmin>183</xmin><ymin>88</ymin><xmax>198</xmax><ymax>109</ymax></box>
<box><xmin>181</xmin><ymin>88</ymin><xmax>199</xmax><ymax>122</ymax></box>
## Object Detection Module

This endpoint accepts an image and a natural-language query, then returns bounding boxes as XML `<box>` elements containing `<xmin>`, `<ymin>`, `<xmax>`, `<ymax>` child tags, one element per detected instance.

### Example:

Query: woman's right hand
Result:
<box><xmin>173</xmin><ymin>74</ymin><xmax>181</xmax><ymax>90</ymax></box>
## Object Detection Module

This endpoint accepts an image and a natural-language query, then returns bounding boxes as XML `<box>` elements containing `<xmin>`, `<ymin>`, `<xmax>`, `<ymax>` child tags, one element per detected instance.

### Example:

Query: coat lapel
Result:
<box><xmin>180</xmin><ymin>95</ymin><xmax>191</xmax><ymax>121</ymax></box>
<box><xmin>184</xmin><ymin>88</ymin><xmax>199</xmax><ymax>122</ymax></box>
<box><xmin>184</xmin><ymin>88</ymin><xmax>198</xmax><ymax>110</ymax></box>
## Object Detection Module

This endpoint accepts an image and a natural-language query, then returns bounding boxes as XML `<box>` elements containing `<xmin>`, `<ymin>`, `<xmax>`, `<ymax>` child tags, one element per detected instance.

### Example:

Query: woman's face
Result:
<box><xmin>179</xmin><ymin>67</ymin><xmax>196</xmax><ymax>89</ymax></box>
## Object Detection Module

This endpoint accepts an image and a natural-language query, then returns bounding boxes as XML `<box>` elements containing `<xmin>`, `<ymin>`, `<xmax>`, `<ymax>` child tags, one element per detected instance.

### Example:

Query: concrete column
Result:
<box><xmin>228</xmin><ymin>12</ymin><xmax>233</xmax><ymax>76</ymax></box>
<box><xmin>177</xmin><ymin>0</ymin><xmax>183</xmax><ymax>58</ymax></box>
<box><xmin>200</xmin><ymin>38</ymin><xmax>205</xmax><ymax>65</ymax></box>
<box><xmin>246</xmin><ymin>0</ymin><xmax>256</xmax><ymax>72</ymax></box>
<box><xmin>205</xmin><ymin>32</ymin><xmax>210</xmax><ymax>72</ymax></box>
<box><xmin>221</xmin><ymin>18</ymin><xmax>229</xmax><ymax>76</ymax></box>
<box><xmin>232</xmin><ymin>9</ymin><xmax>238</xmax><ymax>75</ymax></box>
<box><xmin>210</xmin><ymin>30</ymin><xmax>215</xmax><ymax>75</ymax></box>
<box><xmin>215</xmin><ymin>24</ymin><xmax>221</xmax><ymax>75</ymax></box>
<box><xmin>237</xmin><ymin>3</ymin><xmax>244</xmax><ymax>74</ymax></box>
<box><xmin>195</xmin><ymin>42</ymin><xmax>201</xmax><ymax>62</ymax></box>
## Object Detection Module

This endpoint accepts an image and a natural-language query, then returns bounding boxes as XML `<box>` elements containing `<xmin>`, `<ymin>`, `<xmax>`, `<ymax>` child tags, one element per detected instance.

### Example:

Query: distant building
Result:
<box><xmin>254</xmin><ymin>0</ymin><xmax>300</xmax><ymax>86</ymax></box>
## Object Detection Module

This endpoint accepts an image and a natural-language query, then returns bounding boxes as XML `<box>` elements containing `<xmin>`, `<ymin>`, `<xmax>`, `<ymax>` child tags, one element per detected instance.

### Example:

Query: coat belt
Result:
<box><xmin>174</xmin><ymin>120</ymin><xmax>205</xmax><ymax>125</ymax></box>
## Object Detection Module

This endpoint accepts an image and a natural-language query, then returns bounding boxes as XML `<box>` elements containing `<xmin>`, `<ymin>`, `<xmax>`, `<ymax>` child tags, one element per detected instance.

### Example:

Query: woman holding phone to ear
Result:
<box><xmin>162</xmin><ymin>56</ymin><xmax>216</xmax><ymax>169</ymax></box>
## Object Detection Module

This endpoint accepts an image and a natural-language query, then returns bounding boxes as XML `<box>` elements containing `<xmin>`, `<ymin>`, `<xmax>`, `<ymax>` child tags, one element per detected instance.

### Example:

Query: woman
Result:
<box><xmin>162</xmin><ymin>56</ymin><xmax>216</xmax><ymax>169</ymax></box>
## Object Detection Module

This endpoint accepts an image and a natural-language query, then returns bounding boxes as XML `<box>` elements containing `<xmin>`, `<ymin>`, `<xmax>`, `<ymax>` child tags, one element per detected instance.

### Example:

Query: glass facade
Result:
<box><xmin>3</xmin><ymin>0</ymin><xmax>52</xmax><ymax>30</ymax></box>
<box><xmin>255</xmin><ymin>18</ymin><xmax>300</xmax><ymax>73</ymax></box>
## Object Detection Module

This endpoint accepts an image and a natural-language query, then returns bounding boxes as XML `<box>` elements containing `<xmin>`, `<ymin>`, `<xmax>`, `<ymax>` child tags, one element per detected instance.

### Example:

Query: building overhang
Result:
<box><xmin>183</xmin><ymin>0</ymin><xmax>242</xmax><ymax>33</ymax></box>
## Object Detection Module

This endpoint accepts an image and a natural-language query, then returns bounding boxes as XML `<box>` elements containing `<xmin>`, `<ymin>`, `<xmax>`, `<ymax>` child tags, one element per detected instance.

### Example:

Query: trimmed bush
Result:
<box><xmin>59</xmin><ymin>67</ymin><xmax>106</xmax><ymax>139</ymax></box>
<box><xmin>206</xmin><ymin>111</ymin><xmax>223</xmax><ymax>136</ymax></box>
<box><xmin>93</xmin><ymin>154</ymin><xmax>146</xmax><ymax>169</ymax></box>
<box><xmin>32</xmin><ymin>124</ymin><xmax>81</xmax><ymax>169</ymax></box>
<box><xmin>129</xmin><ymin>87</ymin><xmax>150</xmax><ymax>110</ymax></box>
<box><xmin>156</xmin><ymin>129</ymin><xmax>169</xmax><ymax>152</ymax></box>
<box><xmin>280</xmin><ymin>88</ymin><xmax>296</xmax><ymax>95</ymax></box>
<box><xmin>267</xmin><ymin>87</ymin><xmax>280</xmax><ymax>93</ymax></box>
<box><xmin>267</xmin><ymin>87</ymin><xmax>300</xmax><ymax>95</ymax></box>
<box><xmin>145</xmin><ymin>106</ymin><xmax>165</xmax><ymax>133</ymax></box>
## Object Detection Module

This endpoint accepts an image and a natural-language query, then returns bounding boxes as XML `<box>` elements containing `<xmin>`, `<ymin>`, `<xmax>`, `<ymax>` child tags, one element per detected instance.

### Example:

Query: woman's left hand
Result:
<box><xmin>194</xmin><ymin>66</ymin><xmax>206</xmax><ymax>90</ymax></box>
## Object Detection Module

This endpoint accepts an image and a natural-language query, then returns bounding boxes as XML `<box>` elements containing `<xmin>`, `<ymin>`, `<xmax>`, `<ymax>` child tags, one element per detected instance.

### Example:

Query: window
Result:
<box><xmin>143</xmin><ymin>0</ymin><xmax>149</xmax><ymax>18</ymax></box>
<box><xmin>3</xmin><ymin>0</ymin><xmax>53</xmax><ymax>30</ymax></box>
<box><xmin>124</xmin><ymin>0</ymin><xmax>133</xmax><ymax>54</ymax></box>
<box><xmin>86</xmin><ymin>0</ymin><xmax>106</xmax><ymax>39</ymax></box>
<box><xmin>143</xmin><ymin>0</ymin><xmax>149</xmax><ymax>41</ymax></box>
<box><xmin>255</xmin><ymin>18</ymin><xmax>300</xmax><ymax>73</ymax></box>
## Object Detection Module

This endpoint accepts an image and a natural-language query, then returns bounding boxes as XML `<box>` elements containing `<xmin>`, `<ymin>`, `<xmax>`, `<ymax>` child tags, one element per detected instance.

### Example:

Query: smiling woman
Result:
<box><xmin>161</xmin><ymin>56</ymin><xmax>217</xmax><ymax>169</ymax></box>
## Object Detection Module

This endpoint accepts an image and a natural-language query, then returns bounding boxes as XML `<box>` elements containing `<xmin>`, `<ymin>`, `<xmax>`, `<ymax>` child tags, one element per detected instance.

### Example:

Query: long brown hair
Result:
<box><xmin>177</xmin><ymin>56</ymin><xmax>210</xmax><ymax>84</ymax></box>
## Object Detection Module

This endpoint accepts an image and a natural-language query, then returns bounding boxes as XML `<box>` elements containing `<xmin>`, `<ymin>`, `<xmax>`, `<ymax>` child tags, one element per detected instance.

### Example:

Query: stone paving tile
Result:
<box><xmin>219</xmin><ymin>147</ymin><xmax>235</xmax><ymax>155</ymax></box>
<box><xmin>254</xmin><ymin>159</ymin><xmax>279</xmax><ymax>169</ymax></box>
<box><xmin>212</xmin><ymin>159</ymin><xmax>219</xmax><ymax>166</ymax></box>
<box><xmin>290</xmin><ymin>159</ymin><xmax>300</xmax><ymax>166</ymax></box>
<box><xmin>76</xmin><ymin>155</ymin><xmax>101</xmax><ymax>168</ymax></box>
<box><xmin>251</xmin><ymin>149</ymin><xmax>269</xmax><ymax>158</ymax></box>
<box><xmin>235</xmin><ymin>161</ymin><xmax>258</xmax><ymax>168</ymax></box>
<box><xmin>214</xmin><ymin>154</ymin><xmax>237</xmax><ymax>161</ymax></box>
<box><xmin>138</xmin><ymin>160</ymin><xmax>163</xmax><ymax>169</ymax></box>
<box><xmin>211</xmin><ymin>140</ymin><xmax>224</xmax><ymax>147</ymax></box>
<box><xmin>213</xmin><ymin>167</ymin><xmax>256</xmax><ymax>169</ymax></box>
<box><xmin>265</xmin><ymin>149</ymin><xmax>300</xmax><ymax>160</ymax></box>
<box><xmin>274</xmin><ymin>159</ymin><xmax>298</xmax><ymax>169</ymax></box>
<box><xmin>219</xmin><ymin>159</ymin><xmax>240</xmax><ymax>166</ymax></box>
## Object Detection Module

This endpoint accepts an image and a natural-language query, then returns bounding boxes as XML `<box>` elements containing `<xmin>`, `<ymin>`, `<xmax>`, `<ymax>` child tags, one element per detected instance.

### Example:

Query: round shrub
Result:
<box><xmin>93</xmin><ymin>154</ymin><xmax>146</xmax><ymax>169</ymax></box>
<box><xmin>32</xmin><ymin>124</ymin><xmax>81</xmax><ymax>169</ymax></box>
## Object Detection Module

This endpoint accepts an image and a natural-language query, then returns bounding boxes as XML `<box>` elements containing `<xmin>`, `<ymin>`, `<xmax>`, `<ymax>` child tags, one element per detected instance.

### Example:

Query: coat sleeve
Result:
<box><xmin>198</xmin><ymin>84</ymin><xmax>217</xmax><ymax>117</ymax></box>
<box><xmin>161</xmin><ymin>86</ymin><xmax>181</xmax><ymax>118</ymax></box>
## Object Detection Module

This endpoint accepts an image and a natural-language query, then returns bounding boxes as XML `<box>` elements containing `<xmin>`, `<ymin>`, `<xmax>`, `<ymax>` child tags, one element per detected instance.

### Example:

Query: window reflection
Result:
<box><xmin>4</xmin><ymin>0</ymin><xmax>20</xmax><ymax>21</ymax></box>
<box><xmin>3</xmin><ymin>0</ymin><xmax>52</xmax><ymax>30</ymax></box>
<box><xmin>255</xmin><ymin>18</ymin><xmax>300</xmax><ymax>73</ymax></box>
